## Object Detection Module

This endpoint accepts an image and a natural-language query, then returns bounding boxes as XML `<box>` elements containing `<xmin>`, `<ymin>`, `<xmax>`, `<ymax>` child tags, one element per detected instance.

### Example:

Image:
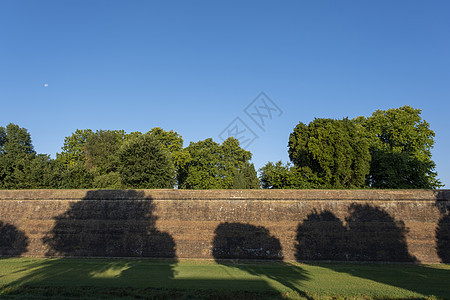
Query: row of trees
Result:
<box><xmin>0</xmin><ymin>106</ymin><xmax>442</xmax><ymax>190</ymax></box>
<box><xmin>261</xmin><ymin>106</ymin><xmax>442</xmax><ymax>189</ymax></box>
<box><xmin>0</xmin><ymin>125</ymin><xmax>259</xmax><ymax>189</ymax></box>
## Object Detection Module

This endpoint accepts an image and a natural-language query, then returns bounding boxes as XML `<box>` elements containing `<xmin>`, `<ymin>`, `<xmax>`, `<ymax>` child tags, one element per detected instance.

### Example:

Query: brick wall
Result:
<box><xmin>0</xmin><ymin>189</ymin><xmax>449</xmax><ymax>263</ymax></box>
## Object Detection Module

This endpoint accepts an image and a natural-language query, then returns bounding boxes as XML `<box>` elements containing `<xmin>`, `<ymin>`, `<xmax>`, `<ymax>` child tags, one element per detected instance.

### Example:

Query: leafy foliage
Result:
<box><xmin>0</xmin><ymin>124</ymin><xmax>41</xmax><ymax>189</ymax></box>
<box><xmin>288</xmin><ymin>118</ymin><xmax>371</xmax><ymax>188</ymax></box>
<box><xmin>58</xmin><ymin>162</ymin><xmax>94</xmax><ymax>189</ymax></box>
<box><xmin>147</xmin><ymin>127</ymin><xmax>189</xmax><ymax>186</ymax></box>
<box><xmin>118</xmin><ymin>134</ymin><xmax>175</xmax><ymax>189</ymax></box>
<box><xmin>178</xmin><ymin>137</ymin><xmax>254</xmax><ymax>189</ymax></box>
<box><xmin>0</xmin><ymin>123</ymin><xmax>35</xmax><ymax>156</ymax></box>
<box><xmin>1</xmin><ymin>105</ymin><xmax>442</xmax><ymax>190</ymax></box>
<box><xmin>84</xmin><ymin>130</ymin><xmax>126</xmax><ymax>175</ymax></box>
<box><xmin>232</xmin><ymin>162</ymin><xmax>260</xmax><ymax>189</ymax></box>
<box><xmin>56</xmin><ymin>129</ymin><xmax>93</xmax><ymax>167</ymax></box>
<box><xmin>359</xmin><ymin>106</ymin><xmax>442</xmax><ymax>189</ymax></box>
<box><xmin>177</xmin><ymin>138</ymin><xmax>223</xmax><ymax>189</ymax></box>
<box><xmin>259</xmin><ymin>161</ymin><xmax>323</xmax><ymax>189</ymax></box>
<box><xmin>15</xmin><ymin>154</ymin><xmax>61</xmax><ymax>189</ymax></box>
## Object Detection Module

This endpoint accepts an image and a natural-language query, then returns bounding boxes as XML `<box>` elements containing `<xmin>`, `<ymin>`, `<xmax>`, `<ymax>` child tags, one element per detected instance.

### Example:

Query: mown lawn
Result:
<box><xmin>0</xmin><ymin>258</ymin><xmax>449</xmax><ymax>299</ymax></box>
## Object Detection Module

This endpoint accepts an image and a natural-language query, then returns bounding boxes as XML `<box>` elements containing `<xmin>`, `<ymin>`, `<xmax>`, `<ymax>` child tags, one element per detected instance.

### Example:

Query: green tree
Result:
<box><xmin>84</xmin><ymin>130</ymin><xmax>126</xmax><ymax>175</ymax></box>
<box><xmin>178</xmin><ymin>137</ymin><xmax>254</xmax><ymax>189</ymax></box>
<box><xmin>56</xmin><ymin>129</ymin><xmax>93</xmax><ymax>167</ymax></box>
<box><xmin>118</xmin><ymin>134</ymin><xmax>175</xmax><ymax>189</ymax></box>
<box><xmin>81</xmin><ymin>130</ymin><xmax>126</xmax><ymax>189</ymax></box>
<box><xmin>57</xmin><ymin>129</ymin><xmax>132</xmax><ymax>189</ymax></box>
<box><xmin>359</xmin><ymin>106</ymin><xmax>441</xmax><ymax>189</ymax></box>
<box><xmin>288</xmin><ymin>118</ymin><xmax>371</xmax><ymax>188</ymax></box>
<box><xmin>56</xmin><ymin>127</ymin><xmax>186</xmax><ymax>189</ymax></box>
<box><xmin>58</xmin><ymin>161</ymin><xmax>94</xmax><ymax>189</ymax></box>
<box><xmin>14</xmin><ymin>154</ymin><xmax>61</xmax><ymax>189</ymax></box>
<box><xmin>147</xmin><ymin>127</ymin><xmax>189</xmax><ymax>187</ymax></box>
<box><xmin>177</xmin><ymin>138</ymin><xmax>222</xmax><ymax>189</ymax></box>
<box><xmin>259</xmin><ymin>161</ymin><xmax>323</xmax><ymax>189</ymax></box>
<box><xmin>0</xmin><ymin>123</ymin><xmax>35</xmax><ymax>156</ymax></box>
<box><xmin>55</xmin><ymin>129</ymin><xmax>96</xmax><ymax>189</ymax></box>
<box><xmin>0</xmin><ymin>124</ymin><xmax>61</xmax><ymax>189</ymax></box>
<box><xmin>0</xmin><ymin>124</ymin><xmax>36</xmax><ymax>189</ymax></box>
<box><xmin>220</xmin><ymin>137</ymin><xmax>253</xmax><ymax>188</ymax></box>
<box><xmin>232</xmin><ymin>162</ymin><xmax>260</xmax><ymax>189</ymax></box>
<box><xmin>147</xmin><ymin>127</ymin><xmax>183</xmax><ymax>153</ymax></box>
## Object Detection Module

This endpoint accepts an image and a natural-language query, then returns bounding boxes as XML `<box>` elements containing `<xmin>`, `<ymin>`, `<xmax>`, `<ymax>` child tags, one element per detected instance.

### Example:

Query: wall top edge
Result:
<box><xmin>0</xmin><ymin>189</ymin><xmax>448</xmax><ymax>201</ymax></box>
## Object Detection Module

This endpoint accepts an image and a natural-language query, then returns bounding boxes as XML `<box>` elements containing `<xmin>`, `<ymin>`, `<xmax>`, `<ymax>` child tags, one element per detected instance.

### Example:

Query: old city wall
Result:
<box><xmin>0</xmin><ymin>189</ymin><xmax>449</xmax><ymax>263</ymax></box>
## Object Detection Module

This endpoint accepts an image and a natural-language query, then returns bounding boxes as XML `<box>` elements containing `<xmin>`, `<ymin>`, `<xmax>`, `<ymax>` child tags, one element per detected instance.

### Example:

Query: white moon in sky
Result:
<box><xmin>44</xmin><ymin>83</ymin><xmax>49</xmax><ymax>87</ymax></box>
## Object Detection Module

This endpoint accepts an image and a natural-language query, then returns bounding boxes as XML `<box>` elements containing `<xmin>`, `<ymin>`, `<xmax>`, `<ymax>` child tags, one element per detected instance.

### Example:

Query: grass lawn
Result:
<box><xmin>0</xmin><ymin>257</ymin><xmax>449</xmax><ymax>299</ymax></box>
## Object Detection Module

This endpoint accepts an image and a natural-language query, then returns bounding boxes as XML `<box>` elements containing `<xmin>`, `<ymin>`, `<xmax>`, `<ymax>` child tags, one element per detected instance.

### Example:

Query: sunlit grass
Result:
<box><xmin>0</xmin><ymin>258</ymin><xmax>449</xmax><ymax>299</ymax></box>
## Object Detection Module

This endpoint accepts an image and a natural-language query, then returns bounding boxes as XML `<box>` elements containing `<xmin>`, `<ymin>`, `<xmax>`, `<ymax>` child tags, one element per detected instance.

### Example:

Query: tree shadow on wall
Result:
<box><xmin>213</xmin><ymin>222</ymin><xmax>311</xmax><ymax>299</ymax></box>
<box><xmin>43</xmin><ymin>190</ymin><xmax>176</xmax><ymax>258</ymax></box>
<box><xmin>0</xmin><ymin>221</ymin><xmax>28</xmax><ymax>257</ymax></box>
<box><xmin>435</xmin><ymin>190</ymin><xmax>450</xmax><ymax>263</ymax></box>
<box><xmin>295</xmin><ymin>204</ymin><xmax>450</xmax><ymax>299</ymax></box>
<box><xmin>295</xmin><ymin>210</ymin><xmax>347</xmax><ymax>261</ymax></box>
<box><xmin>296</xmin><ymin>204</ymin><xmax>416</xmax><ymax>262</ymax></box>
<box><xmin>345</xmin><ymin>203</ymin><xmax>415</xmax><ymax>262</ymax></box>
<box><xmin>213</xmin><ymin>222</ymin><xmax>283</xmax><ymax>260</ymax></box>
<box><xmin>1</xmin><ymin>190</ymin><xmax>177</xmax><ymax>293</ymax></box>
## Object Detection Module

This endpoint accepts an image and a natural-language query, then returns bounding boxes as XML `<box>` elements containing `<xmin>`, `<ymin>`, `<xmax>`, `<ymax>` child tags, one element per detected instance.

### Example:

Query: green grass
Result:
<box><xmin>0</xmin><ymin>257</ymin><xmax>449</xmax><ymax>299</ymax></box>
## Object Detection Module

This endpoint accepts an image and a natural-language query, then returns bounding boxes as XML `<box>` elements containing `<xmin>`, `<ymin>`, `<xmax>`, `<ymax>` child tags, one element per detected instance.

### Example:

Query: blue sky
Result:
<box><xmin>1</xmin><ymin>1</ymin><xmax>449</xmax><ymax>187</ymax></box>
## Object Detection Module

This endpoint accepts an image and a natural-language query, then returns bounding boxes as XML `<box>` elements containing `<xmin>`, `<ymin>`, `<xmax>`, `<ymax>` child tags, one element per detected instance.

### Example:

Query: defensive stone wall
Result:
<box><xmin>0</xmin><ymin>189</ymin><xmax>449</xmax><ymax>263</ymax></box>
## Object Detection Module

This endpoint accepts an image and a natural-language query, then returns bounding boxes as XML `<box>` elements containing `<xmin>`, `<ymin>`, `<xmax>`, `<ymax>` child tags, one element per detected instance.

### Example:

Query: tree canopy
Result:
<box><xmin>358</xmin><ymin>106</ymin><xmax>441</xmax><ymax>189</ymax></box>
<box><xmin>263</xmin><ymin>106</ymin><xmax>441</xmax><ymax>189</ymax></box>
<box><xmin>0</xmin><ymin>124</ymin><xmax>40</xmax><ymax>189</ymax></box>
<box><xmin>287</xmin><ymin>118</ymin><xmax>371</xmax><ymax>188</ymax></box>
<box><xmin>118</xmin><ymin>133</ymin><xmax>175</xmax><ymax>189</ymax></box>
<box><xmin>177</xmin><ymin>137</ymin><xmax>257</xmax><ymax>189</ymax></box>
<box><xmin>0</xmin><ymin>106</ymin><xmax>442</xmax><ymax>190</ymax></box>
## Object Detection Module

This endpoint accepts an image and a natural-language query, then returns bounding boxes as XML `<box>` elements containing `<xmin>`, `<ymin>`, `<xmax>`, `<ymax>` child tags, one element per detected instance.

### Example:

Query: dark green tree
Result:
<box><xmin>147</xmin><ymin>127</ymin><xmax>189</xmax><ymax>187</ymax></box>
<box><xmin>56</xmin><ymin>127</ymin><xmax>185</xmax><ymax>189</ymax></box>
<box><xmin>232</xmin><ymin>162</ymin><xmax>260</xmax><ymax>189</ymax></box>
<box><xmin>220</xmin><ymin>137</ymin><xmax>253</xmax><ymax>188</ymax></box>
<box><xmin>58</xmin><ymin>161</ymin><xmax>94</xmax><ymax>189</ymax></box>
<box><xmin>259</xmin><ymin>161</ymin><xmax>323</xmax><ymax>189</ymax></box>
<box><xmin>0</xmin><ymin>123</ymin><xmax>35</xmax><ymax>155</ymax></box>
<box><xmin>358</xmin><ymin>106</ymin><xmax>442</xmax><ymax>189</ymax></box>
<box><xmin>16</xmin><ymin>154</ymin><xmax>61</xmax><ymax>189</ymax></box>
<box><xmin>0</xmin><ymin>124</ymin><xmax>62</xmax><ymax>189</ymax></box>
<box><xmin>288</xmin><ymin>118</ymin><xmax>371</xmax><ymax>188</ymax></box>
<box><xmin>178</xmin><ymin>137</ymin><xmax>254</xmax><ymax>189</ymax></box>
<box><xmin>118</xmin><ymin>134</ymin><xmax>175</xmax><ymax>189</ymax></box>
<box><xmin>0</xmin><ymin>124</ymin><xmax>36</xmax><ymax>189</ymax></box>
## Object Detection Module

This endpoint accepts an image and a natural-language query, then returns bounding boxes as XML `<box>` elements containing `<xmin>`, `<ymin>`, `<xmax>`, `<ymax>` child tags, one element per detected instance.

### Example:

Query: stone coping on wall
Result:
<box><xmin>0</xmin><ymin>189</ymin><xmax>449</xmax><ymax>201</ymax></box>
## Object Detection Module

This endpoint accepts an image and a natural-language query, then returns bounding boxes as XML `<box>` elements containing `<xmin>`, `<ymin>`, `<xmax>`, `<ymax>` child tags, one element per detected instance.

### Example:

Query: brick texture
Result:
<box><xmin>0</xmin><ymin>189</ymin><xmax>449</xmax><ymax>263</ymax></box>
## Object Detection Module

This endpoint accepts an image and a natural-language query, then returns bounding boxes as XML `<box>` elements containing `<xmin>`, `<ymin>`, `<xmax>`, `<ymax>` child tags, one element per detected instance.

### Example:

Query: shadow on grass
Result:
<box><xmin>0</xmin><ymin>190</ymin><xmax>177</xmax><ymax>297</ymax></box>
<box><xmin>213</xmin><ymin>222</ymin><xmax>311</xmax><ymax>299</ymax></box>
<box><xmin>0</xmin><ymin>191</ymin><xmax>286</xmax><ymax>299</ymax></box>
<box><xmin>0</xmin><ymin>258</ymin><xmax>294</xmax><ymax>299</ymax></box>
<box><xmin>296</xmin><ymin>203</ymin><xmax>450</xmax><ymax>299</ymax></box>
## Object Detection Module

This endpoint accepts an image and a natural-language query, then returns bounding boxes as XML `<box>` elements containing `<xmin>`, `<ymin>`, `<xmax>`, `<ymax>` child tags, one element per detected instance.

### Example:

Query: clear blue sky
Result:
<box><xmin>1</xmin><ymin>1</ymin><xmax>449</xmax><ymax>187</ymax></box>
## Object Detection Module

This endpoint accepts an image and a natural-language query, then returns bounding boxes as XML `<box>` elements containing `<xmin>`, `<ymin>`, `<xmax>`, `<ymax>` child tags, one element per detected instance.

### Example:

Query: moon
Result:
<box><xmin>44</xmin><ymin>83</ymin><xmax>49</xmax><ymax>87</ymax></box>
